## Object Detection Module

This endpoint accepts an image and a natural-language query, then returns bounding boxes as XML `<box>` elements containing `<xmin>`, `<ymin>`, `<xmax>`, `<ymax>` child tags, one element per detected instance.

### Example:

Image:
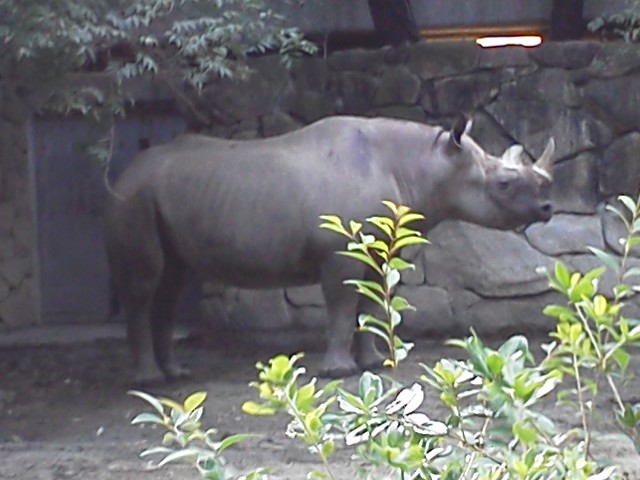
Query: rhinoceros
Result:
<box><xmin>104</xmin><ymin>114</ymin><xmax>555</xmax><ymax>384</ymax></box>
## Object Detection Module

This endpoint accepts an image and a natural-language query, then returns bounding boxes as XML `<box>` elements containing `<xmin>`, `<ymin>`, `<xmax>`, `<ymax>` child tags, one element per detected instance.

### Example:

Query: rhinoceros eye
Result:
<box><xmin>497</xmin><ymin>179</ymin><xmax>511</xmax><ymax>191</ymax></box>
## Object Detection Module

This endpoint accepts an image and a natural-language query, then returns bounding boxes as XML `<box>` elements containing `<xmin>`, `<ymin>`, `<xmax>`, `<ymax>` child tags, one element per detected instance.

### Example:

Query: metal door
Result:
<box><xmin>29</xmin><ymin>114</ymin><xmax>186</xmax><ymax>323</ymax></box>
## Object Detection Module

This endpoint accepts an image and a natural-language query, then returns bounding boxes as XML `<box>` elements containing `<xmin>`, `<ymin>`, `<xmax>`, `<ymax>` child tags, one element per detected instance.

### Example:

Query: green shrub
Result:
<box><xmin>130</xmin><ymin>198</ymin><xmax>640</xmax><ymax>479</ymax></box>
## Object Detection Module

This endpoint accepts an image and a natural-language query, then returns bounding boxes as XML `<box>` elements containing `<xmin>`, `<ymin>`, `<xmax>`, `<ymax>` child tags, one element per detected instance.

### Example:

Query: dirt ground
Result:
<box><xmin>2</xmin><ymin>326</ymin><xmax>640</xmax><ymax>480</ymax></box>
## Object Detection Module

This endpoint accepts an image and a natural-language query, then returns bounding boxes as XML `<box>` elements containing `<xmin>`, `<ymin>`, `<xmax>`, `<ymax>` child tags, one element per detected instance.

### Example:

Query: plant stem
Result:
<box><xmin>284</xmin><ymin>393</ymin><xmax>337</xmax><ymax>480</ymax></box>
<box><xmin>606</xmin><ymin>374</ymin><xmax>626</xmax><ymax>412</ymax></box>
<box><xmin>572</xmin><ymin>352</ymin><xmax>591</xmax><ymax>455</ymax></box>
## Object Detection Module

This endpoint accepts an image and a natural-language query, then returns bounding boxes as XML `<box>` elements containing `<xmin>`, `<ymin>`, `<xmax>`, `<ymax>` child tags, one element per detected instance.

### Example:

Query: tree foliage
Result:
<box><xmin>0</xmin><ymin>0</ymin><xmax>316</xmax><ymax>116</ymax></box>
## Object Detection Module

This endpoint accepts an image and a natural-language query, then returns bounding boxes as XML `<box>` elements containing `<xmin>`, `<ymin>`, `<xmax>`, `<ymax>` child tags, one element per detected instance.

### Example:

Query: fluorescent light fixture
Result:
<box><xmin>476</xmin><ymin>35</ymin><xmax>542</xmax><ymax>48</ymax></box>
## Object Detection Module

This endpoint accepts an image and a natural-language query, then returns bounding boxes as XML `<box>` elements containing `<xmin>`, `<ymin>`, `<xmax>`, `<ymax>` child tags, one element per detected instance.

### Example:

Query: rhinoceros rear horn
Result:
<box><xmin>535</xmin><ymin>138</ymin><xmax>556</xmax><ymax>179</ymax></box>
<box><xmin>450</xmin><ymin>114</ymin><xmax>473</xmax><ymax>148</ymax></box>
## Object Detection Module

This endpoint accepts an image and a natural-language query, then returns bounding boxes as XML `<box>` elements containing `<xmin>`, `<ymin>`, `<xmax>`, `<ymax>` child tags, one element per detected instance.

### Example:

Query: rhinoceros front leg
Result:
<box><xmin>319</xmin><ymin>258</ymin><xmax>363</xmax><ymax>378</ymax></box>
<box><xmin>354</xmin><ymin>294</ymin><xmax>387</xmax><ymax>371</ymax></box>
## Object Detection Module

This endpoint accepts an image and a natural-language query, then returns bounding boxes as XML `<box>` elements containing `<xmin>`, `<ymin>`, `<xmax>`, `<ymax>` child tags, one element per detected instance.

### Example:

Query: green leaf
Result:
<box><xmin>611</xmin><ymin>348</ymin><xmax>631</xmax><ymax>371</ymax></box>
<box><xmin>349</xmin><ymin>220</ymin><xmax>362</xmax><ymax>236</ymax></box>
<box><xmin>587</xmin><ymin>247</ymin><xmax>620</xmax><ymax>275</ymax></box>
<box><xmin>319</xmin><ymin>221</ymin><xmax>348</xmax><ymax>238</ymax></box>
<box><xmin>159</xmin><ymin>397</ymin><xmax>184</xmax><ymax>412</ymax></box>
<box><xmin>385</xmin><ymin>268</ymin><xmax>401</xmax><ymax>289</ymax></box>
<box><xmin>184</xmin><ymin>391</ymin><xmax>207</xmax><ymax>413</ymax></box>
<box><xmin>395</xmin><ymin>227</ymin><xmax>419</xmax><ymax>239</ymax></box>
<box><xmin>543</xmin><ymin>304</ymin><xmax>577</xmax><ymax>322</ymax></box>
<box><xmin>627</xmin><ymin>236</ymin><xmax>640</xmax><ymax>249</ymax></box>
<box><xmin>337</xmin><ymin>389</ymin><xmax>367</xmax><ymax>414</ymax></box>
<box><xmin>382</xmin><ymin>200</ymin><xmax>400</xmax><ymax>217</ymax></box>
<box><xmin>358</xmin><ymin>313</ymin><xmax>390</xmax><ymax>332</ymax></box>
<box><xmin>397</xmin><ymin>212</ymin><xmax>425</xmax><ymax>227</ymax></box>
<box><xmin>513</xmin><ymin>421</ymin><xmax>538</xmax><ymax>444</ymax></box>
<box><xmin>628</xmin><ymin>324</ymin><xmax>640</xmax><ymax>341</ymax></box>
<box><xmin>131</xmin><ymin>412</ymin><xmax>166</xmax><ymax>426</ymax></box>
<box><xmin>554</xmin><ymin>262</ymin><xmax>571</xmax><ymax>289</ymax></box>
<box><xmin>128</xmin><ymin>390</ymin><xmax>165</xmax><ymax>414</ymax></box>
<box><xmin>618</xmin><ymin>195</ymin><xmax>638</xmax><ymax>216</ymax></box>
<box><xmin>368</xmin><ymin>240</ymin><xmax>390</xmax><ymax>254</ymax></box>
<box><xmin>390</xmin><ymin>309</ymin><xmax>402</xmax><ymax>327</ymax></box>
<box><xmin>308</xmin><ymin>470</ymin><xmax>329</xmax><ymax>479</ymax></box>
<box><xmin>393</xmin><ymin>235</ymin><xmax>429</xmax><ymax>251</ymax></box>
<box><xmin>346</xmin><ymin>279</ymin><xmax>385</xmax><ymax>293</ymax></box>
<box><xmin>157</xmin><ymin>448</ymin><xmax>199</xmax><ymax>467</ymax></box>
<box><xmin>486</xmin><ymin>352</ymin><xmax>505</xmax><ymax>377</ymax></box>
<box><xmin>623</xmin><ymin>267</ymin><xmax>640</xmax><ymax>279</ymax></box>
<box><xmin>593</xmin><ymin>295</ymin><xmax>608</xmax><ymax>316</ymax></box>
<box><xmin>320</xmin><ymin>439</ymin><xmax>335</xmax><ymax>459</ymax></box>
<box><xmin>337</xmin><ymin>251</ymin><xmax>379</xmax><ymax>272</ymax></box>
<box><xmin>390</xmin><ymin>295</ymin><xmax>415</xmax><ymax>312</ymax></box>
<box><xmin>217</xmin><ymin>433</ymin><xmax>256</xmax><ymax>453</ymax></box>
<box><xmin>387</xmin><ymin>257</ymin><xmax>415</xmax><ymax>271</ymax></box>
<box><xmin>139</xmin><ymin>446</ymin><xmax>173</xmax><ymax>457</ymax></box>
<box><xmin>241</xmin><ymin>401</ymin><xmax>277</xmax><ymax>416</ymax></box>
<box><xmin>359</xmin><ymin>371</ymin><xmax>383</xmax><ymax>403</ymax></box>
<box><xmin>367</xmin><ymin>216</ymin><xmax>394</xmax><ymax>238</ymax></box>
<box><xmin>359</xmin><ymin>324</ymin><xmax>391</xmax><ymax>346</ymax></box>
<box><xmin>345</xmin><ymin>281</ymin><xmax>385</xmax><ymax>308</ymax></box>
<box><xmin>606</xmin><ymin>203</ymin><xmax>630</xmax><ymax>229</ymax></box>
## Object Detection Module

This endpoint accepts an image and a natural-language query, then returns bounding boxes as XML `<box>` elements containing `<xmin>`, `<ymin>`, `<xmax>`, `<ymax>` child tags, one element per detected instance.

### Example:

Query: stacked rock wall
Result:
<box><xmin>3</xmin><ymin>40</ymin><xmax>640</xmax><ymax>341</ymax></box>
<box><xmin>0</xmin><ymin>88</ymin><xmax>37</xmax><ymax>329</ymax></box>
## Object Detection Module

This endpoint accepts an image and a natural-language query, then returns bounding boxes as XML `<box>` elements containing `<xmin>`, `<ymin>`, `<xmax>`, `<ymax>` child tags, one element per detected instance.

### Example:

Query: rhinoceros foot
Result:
<box><xmin>131</xmin><ymin>366</ymin><xmax>168</xmax><ymax>387</ymax></box>
<box><xmin>319</xmin><ymin>352</ymin><xmax>360</xmax><ymax>378</ymax></box>
<box><xmin>356</xmin><ymin>352</ymin><xmax>386</xmax><ymax>372</ymax></box>
<box><xmin>131</xmin><ymin>363</ymin><xmax>191</xmax><ymax>387</ymax></box>
<box><xmin>163</xmin><ymin>363</ymin><xmax>192</xmax><ymax>382</ymax></box>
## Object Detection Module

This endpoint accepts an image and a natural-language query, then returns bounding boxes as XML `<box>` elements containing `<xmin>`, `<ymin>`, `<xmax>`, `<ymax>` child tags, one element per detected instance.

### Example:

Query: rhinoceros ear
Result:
<box><xmin>502</xmin><ymin>144</ymin><xmax>526</xmax><ymax>166</ymax></box>
<box><xmin>534</xmin><ymin>138</ymin><xmax>556</xmax><ymax>179</ymax></box>
<box><xmin>450</xmin><ymin>114</ymin><xmax>473</xmax><ymax>148</ymax></box>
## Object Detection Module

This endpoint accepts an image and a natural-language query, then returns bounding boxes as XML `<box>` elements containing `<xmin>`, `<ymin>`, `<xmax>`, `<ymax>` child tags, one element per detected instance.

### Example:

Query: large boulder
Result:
<box><xmin>486</xmin><ymin>98</ymin><xmax>612</xmax><ymax>160</ymax></box>
<box><xmin>551</xmin><ymin>152</ymin><xmax>600</xmax><ymax>214</ymax></box>
<box><xmin>424</xmin><ymin>222</ymin><xmax>554</xmax><ymax>298</ymax></box>
<box><xmin>525</xmin><ymin>214</ymin><xmax>604</xmax><ymax>256</ymax></box>
<box><xmin>372</xmin><ymin>66</ymin><xmax>421</xmax><ymax>107</ymax></box>
<box><xmin>450</xmin><ymin>290</ymin><xmax>559</xmax><ymax>337</ymax></box>
<box><xmin>331</xmin><ymin>71</ymin><xmax>378</xmax><ymax>115</ymax></box>
<box><xmin>407</xmin><ymin>41</ymin><xmax>480</xmax><ymax>80</ymax></box>
<box><xmin>529</xmin><ymin>41</ymin><xmax>600</xmax><ymax>70</ymax></box>
<box><xmin>396</xmin><ymin>285</ymin><xmax>454</xmax><ymax>336</ymax></box>
<box><xmin>513</xmin><ymin>68</ymin><xmax>581</xmax><ymax>107</ymax></box>
<box><xmin>599</xmin><ymin>132</ymin><xmax>640</xmax><ymax>197</ymax></box>
<box><xmin>429</xmin><ymin>71</ymin><xmax>500</xmax><ymax>115</ymax></box>
<box><xmin>581</xmin><ymin>74</ymin><xmax>640</xmax><ymax>132</ymax></box>
<box><xmin>224</xmin><ymin>289</ymin><xmax>293</xmax><ymax>330</ymax></box>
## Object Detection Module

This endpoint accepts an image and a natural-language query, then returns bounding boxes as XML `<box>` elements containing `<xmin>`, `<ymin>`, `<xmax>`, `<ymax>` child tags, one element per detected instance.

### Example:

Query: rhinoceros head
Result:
<box><xmin>439</xmin><ymin>116</ymin><xmax>555</xmax><ymax>230</ymax></box>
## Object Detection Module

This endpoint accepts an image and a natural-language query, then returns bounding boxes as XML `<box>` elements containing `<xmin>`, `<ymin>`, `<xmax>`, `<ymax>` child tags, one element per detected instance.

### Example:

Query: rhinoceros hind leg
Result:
<box><xmin>355</xmin><ymin>332</ymin><xmax>387</xmax><ymax>371</ymax></box>
<box><xmin>125</xmin><ymin>300</ymin><xmax>166</xmax><ymax>386</ymax></box>
<box><xmin>150</xmin><ymin>253</ymin><xmax>190</xmax><ymax>382</ymax></box>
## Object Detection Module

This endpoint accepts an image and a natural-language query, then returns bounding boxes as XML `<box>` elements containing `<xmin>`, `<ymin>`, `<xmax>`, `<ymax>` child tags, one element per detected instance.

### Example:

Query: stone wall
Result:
<box><xmin>197</xmin><ymin>40</ymin><xmax>640</xmax><ymax>342</ymax></box>
<box><xmin>0</xmin><ymin>87</ymin><xmax>37</xmax><ymax>329</ymax></box>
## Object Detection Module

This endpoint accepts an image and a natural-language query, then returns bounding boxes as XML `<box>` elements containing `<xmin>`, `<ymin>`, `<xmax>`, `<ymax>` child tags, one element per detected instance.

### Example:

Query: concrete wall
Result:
<box><xmin>3</xmin><ymin>40</ymin><xmax>640</xmax><ymax>346</ymax></box>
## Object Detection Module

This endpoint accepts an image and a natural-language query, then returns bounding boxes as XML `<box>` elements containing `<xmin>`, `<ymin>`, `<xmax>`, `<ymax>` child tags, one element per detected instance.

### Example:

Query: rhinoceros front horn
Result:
<box><xmin>535</xmin><ymin>138</ymin><xmax>556</xmax><ymax>179</ymax></box>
